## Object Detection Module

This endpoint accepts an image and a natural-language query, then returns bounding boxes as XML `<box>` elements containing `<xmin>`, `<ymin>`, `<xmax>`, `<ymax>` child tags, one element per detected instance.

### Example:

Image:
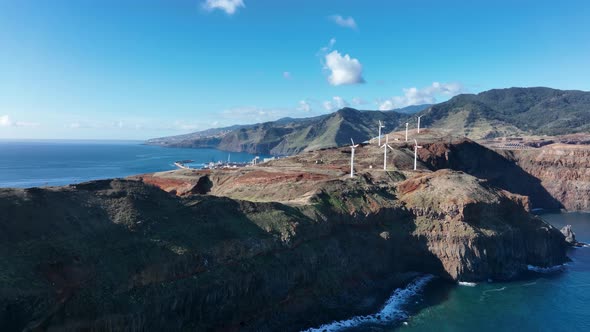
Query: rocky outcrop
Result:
<box><xmin>560</xmin><ymin>225</ymin><xmax>588</xmax><ymax>247</ymax></box>
<box><xmin>499</xmin><ymin>144</ymin><xmax>590</xmax><ymax>211</ymax></box>
<box><xmin>561</xmin><ymin>225</ymin><xmax>578</xmax><ymax>245</ymax></box>
<box><xmin>414</xmin><ymin>138</ymin><xmax>590</xmax><ymax>211</ymax></box>
<box><xmin>395</xmin><ymin>170</ymin><xmax>565</xmax><ymax>280</ymax></box>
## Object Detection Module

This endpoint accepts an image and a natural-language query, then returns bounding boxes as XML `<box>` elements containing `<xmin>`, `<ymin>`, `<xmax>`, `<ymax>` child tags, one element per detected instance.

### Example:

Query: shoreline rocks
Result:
<box><xmin>560</xmin><ymin>224</ymin><xmax>589</xmax><ymax>247</ymax></box>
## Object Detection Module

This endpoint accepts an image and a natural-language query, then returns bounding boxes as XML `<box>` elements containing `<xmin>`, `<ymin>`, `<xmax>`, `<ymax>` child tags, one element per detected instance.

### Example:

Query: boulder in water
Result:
<box><xmin>560</xmin><ymin>225</ymin><xmax>577</xmax><ymax>244</ymax></box>
<box><xmin>560</xmin><ymin>225</ymin><xmax>587</xmax><ymax>247</ymax></box>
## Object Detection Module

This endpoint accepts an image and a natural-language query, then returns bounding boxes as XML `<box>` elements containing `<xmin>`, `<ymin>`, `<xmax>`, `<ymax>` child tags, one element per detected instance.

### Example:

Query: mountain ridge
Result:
<box><xmin>147</xmin><ymin>87</ymin><xmax>589</xmax><ymax>154</ymax></box>
<box><xmin>411</xmin><ymin>87</ymin><xmax>590</xmax><ymax>138</ymax></box>
<box><xmin>146</xmin><ymin>105</ymin><xmax>431</xmax><ymax>155</ymax></box>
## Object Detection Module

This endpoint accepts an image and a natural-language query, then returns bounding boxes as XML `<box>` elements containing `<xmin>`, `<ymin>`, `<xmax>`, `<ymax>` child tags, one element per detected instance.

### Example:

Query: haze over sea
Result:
<box><xmin>0</xmin><ymin>140</ymin><xmax>260</xmax><ymax>188</ymax></box>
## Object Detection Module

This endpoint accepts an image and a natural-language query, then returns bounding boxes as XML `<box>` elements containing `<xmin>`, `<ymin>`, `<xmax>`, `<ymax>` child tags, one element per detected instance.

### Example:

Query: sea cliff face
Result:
<box><xmin>395</xmin><ymin>170</ymin><xmax>566</xmax><ymax>281</ymax></box>
<box><xmin>414</xmin><ymin>138</ymin><xmax>590</xmax><ymax>211</ymax></box>
<box><xmin>0</xmin><ymin>144</ymin><xmax>569</xmax><ymax>331</ymax></box>
<box><xmin>498</xmin><ymin>144</ymin><xmax>590</xmax><ymax>211</ymax></box>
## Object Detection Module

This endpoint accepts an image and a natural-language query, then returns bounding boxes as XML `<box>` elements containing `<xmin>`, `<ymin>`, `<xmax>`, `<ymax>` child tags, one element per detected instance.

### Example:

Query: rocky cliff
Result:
<box><xmin>395</xmin><ymin>170</ymin><xmax>565</xmax><ymax>280</ymax></box>
<box><xmin>498</xmin><ymin>144</ymin><xmax>590</xmax><ymax>211</ymax></box>
<box><xmin>0</xmin><ymin>144</ymin><xmax>569</xmax><ymax>331</ymax></box>
<box><xmin>411</xmin><ymin>137</ymin><xmax>590</xmax><ymax>211</ymax></box>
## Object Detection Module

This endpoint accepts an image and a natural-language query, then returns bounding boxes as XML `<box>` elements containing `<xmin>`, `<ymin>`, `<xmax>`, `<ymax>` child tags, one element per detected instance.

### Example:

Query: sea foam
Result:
<box><xmin>458</xmin><ymin>281</ymin><xmax>477</xmax><ymax>287</ymax></box>
<box><xmin>301</xmin><ymin>275</ymin><xmax>435</xmax><ymax>332</ymax></box>
<box><xmin>527</xmin><ymin>264</ymin><xmax>567</xmax><ymax>273</ymax></box>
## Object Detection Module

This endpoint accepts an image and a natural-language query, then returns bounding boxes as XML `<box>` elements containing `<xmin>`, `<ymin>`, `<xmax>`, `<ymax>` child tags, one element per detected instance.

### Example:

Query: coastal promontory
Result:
<box><xmin>1</xmin><ymin>141</ymin><xmax>568</xmax><ymax>331</ymax></box>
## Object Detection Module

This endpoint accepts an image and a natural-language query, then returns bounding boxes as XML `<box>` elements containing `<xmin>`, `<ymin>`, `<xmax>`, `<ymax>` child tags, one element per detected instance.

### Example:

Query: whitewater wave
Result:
<box><xmin>479</xmin><ymin>286</ymin><xmax>508</xmax><ymax>301</ymax></box>
<box><xmin>458</xmin><ymin>281</ymin><xmax>477</xmax><ymax>287</ymax></box>
<box><xmin>482</xmin><ymin>286</ymin><xmax>507</xmax><ymax>295</ymax></box>
<box><xmin>527</xmin><ymin>264</ymin><xmax>567</xmax><ymax>273</ymax></box>
<box><xmin>301</xmin><ymin>275</ymin><xmax>435</xmax><ymax>332</ymax></box>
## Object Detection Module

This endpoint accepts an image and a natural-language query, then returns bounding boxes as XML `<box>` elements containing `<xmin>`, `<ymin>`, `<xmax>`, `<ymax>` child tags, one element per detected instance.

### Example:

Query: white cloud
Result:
<box><xmin>329</xmin><ymin>15</ymin><xmax>357</xmax><ymax>29</ymax></box>
<box><xmin>351</xmin><ymin>97</ymin><xmax>367</xmax><ymax>106</ymax></box>
<box><xmin>378</xmin><ymin>82</ymin><xmax>464</xmax><ymax>110</ymax></box>
<box><xmin>297</xmin><ymin>100</ymin><xmax>312</xmax><ymax>112</ymax></box>
<box><xmin>172</xmin><ymin>121</ymin><xmax>202</xmax><ymax>131</ymax></box>
<box><xmin>0</xmin><ymin>115</ymin><xmax>39</xmax><ymax>128</ymax></box>
<box><xmin>66</xmin><ymin>119</ymin><xmax>204</xmax><ymax>133</ymax></box>
<box><xmin>221</xmin><ymin>106</ymin><xmax>295</xmax><ymax>123</ymax></box>
<box><xmin>323</xmin><ymin>96</ymin><xmax>349</xmax><ymax>111</ymax></box>
<box><xmin>0</xmin><ymin>115</ymin><xmax>11</xmax><ymax>127</ymax></box>
<box><xmin>203</xmin><ymin>0</ymin><xmax>244</xmax><ymax>15</ymax></box>
<box><xmin>325</xmin><ymin>50</ymin><xmax>365</xmax><ymax>86</ymax></box>
<box><xmin>318</xmin><ymin>37</ymin><xmax>337</xmax><ymax>54</ymax></box>
<box><xmin>283</xmin><ymin>71</ymin><xmax>292</xmax><ymax>80</ymax></box>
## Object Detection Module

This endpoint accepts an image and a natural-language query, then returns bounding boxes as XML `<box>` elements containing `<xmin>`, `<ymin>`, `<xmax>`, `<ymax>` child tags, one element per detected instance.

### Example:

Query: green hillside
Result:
<box><xmin>149</xmin><ymin>108</ymin><xmax>406</xmax><ymax>155</ymax></box>
<box><xmin>411</xmin><ymin>87</ymin><xmax>590</xmax><ymax>138</ymax></box>
<box><xmin>147</xmin><ymin>87</ymin><xmax>589</xmax><ymax>153</ymax></box>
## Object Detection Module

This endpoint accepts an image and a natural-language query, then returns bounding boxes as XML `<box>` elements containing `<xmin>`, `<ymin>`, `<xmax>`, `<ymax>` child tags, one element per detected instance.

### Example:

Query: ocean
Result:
<box><xmin>0</xmin><ymin>140</ymin><xmax>261</xmax><ymax>188</ymax></box>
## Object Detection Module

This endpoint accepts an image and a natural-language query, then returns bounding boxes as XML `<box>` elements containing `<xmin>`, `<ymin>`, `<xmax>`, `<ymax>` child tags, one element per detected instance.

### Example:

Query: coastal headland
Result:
<box><xmin>2</xmin><ymin>133</ymin><xmax>584</xmax><ymax>331</ymax></box>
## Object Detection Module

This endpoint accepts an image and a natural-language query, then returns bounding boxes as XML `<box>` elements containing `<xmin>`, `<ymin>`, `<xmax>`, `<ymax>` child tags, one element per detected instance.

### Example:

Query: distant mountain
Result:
<box><xmin>147</xmin><ymin>124</ymin><xmax>249</xmax><ymax>146</ymax></box>
<box><xmin>410</xmin><ymin>87</ymin><xmax>590</xmax><ymax>138</ymax></box>
<box><xmin>147</xmin><ymin>108</ymin><xmax>405</xmax><ymax>155</ymax></box>
<box><xmin>148</xmin><ymin>87</ymin><xmax>590</xmax><ymax>153</ymax></box>
<box><xmin>385</xmin><ymin>104</ymin><xmax>432</xmax><ymax>114</ymax></box>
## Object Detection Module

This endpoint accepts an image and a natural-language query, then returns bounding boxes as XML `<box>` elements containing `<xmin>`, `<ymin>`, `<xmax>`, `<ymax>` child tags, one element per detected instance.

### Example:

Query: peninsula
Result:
<box><xmin>2</xmin><ymin>133</ymin><xmax>579</xmax><ymax>331</ymax></box>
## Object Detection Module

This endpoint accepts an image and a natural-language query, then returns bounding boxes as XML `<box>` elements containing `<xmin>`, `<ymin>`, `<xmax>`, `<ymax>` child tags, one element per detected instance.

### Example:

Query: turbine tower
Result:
<box><xmin>378</xmin><ymin>120</ymin><xmax>385</xmax><ymax>145</ymax></box>
<box><xmin>413</xmin><ymin>139</ymin><xmax>423</xmax><ymax>171</ymax></box>
<box><xmin>381</xmin><ymin>135</ymin><xmax>394</xmax><ymax>170</ymax></box>
<box><xmin>417</xmin><ymin>115</ymin><xmax>424</xmax><ymax>133</ymax></box>
<box><xmin>405</xmin><ymin>122</ymin><xmax>409</xmax><ymax>142</ymax></box>
<box><xmin>350</xmin><ymin>138</ymin><xmax>359</xmax><ymax>178</ymax></box>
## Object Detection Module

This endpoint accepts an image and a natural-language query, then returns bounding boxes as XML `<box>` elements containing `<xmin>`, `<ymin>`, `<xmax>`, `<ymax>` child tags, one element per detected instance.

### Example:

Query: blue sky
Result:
<box><xmin>1</xmin><ymin>0</ymin><xmax>589</xmax><ymax>139</ymax></box>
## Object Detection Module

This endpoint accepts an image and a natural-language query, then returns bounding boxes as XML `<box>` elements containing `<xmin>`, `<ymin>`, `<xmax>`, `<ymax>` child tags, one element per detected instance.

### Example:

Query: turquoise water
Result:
<box><xmin>400</xmin><ymin>212</ymin><xmax>590</xmax><ymax>332</ymax></box>
<box><xmin>0</xmin><ymin>140</ymin><xmax>260</xmax><ymax>188</ymax></box>
<box><xmin>304</xmin><ymin>213</ymin><xmax>590</xmax><ymax>332</ymax></box>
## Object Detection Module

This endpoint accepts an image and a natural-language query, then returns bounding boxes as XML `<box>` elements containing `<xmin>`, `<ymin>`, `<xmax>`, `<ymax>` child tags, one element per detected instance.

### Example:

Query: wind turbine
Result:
<box><xmin>405</xmin><ymin>122</ymin><xmax>409</xmax><ymax>142</ymax></box>
<box><xmin>381</xmin><ymin>135</ymin><xmax>395</xmax><ymax>170</ymax></box>
<box><xmin>413</xmin><ymin>139</ymin><xmax>423</xmax><ymax>171</ymax></box>
<box><xmin>378</xmin><ymin>120</ymin><xmax>385</xmax><ymax>145</ymax></box>
<box><xmin>350</xmin><ymin>138</ymin><xmax>359</xmax><ymax>178</ymax></box>
<box><xmin>417</xmin><ymin>115</ymin><xmax>424</xmax><ymax>133</ymax></box>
